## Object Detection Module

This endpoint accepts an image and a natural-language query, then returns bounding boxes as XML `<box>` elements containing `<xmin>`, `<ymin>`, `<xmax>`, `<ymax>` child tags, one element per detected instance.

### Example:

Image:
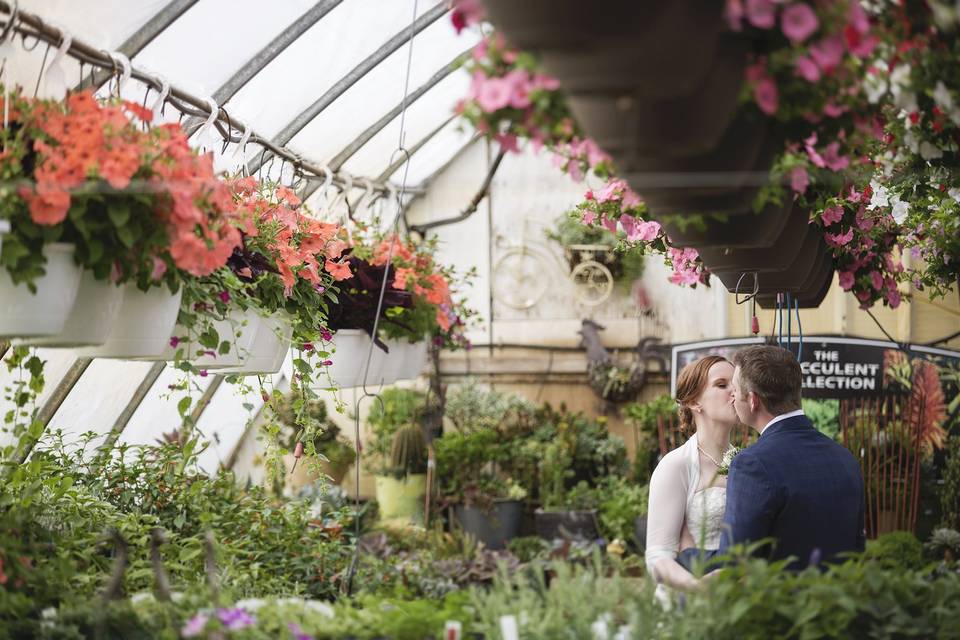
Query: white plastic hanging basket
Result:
<box><xmin>216</xmin><ymin>313</ymin><xmax>292</xmax><ymax>375</ymax></box>
<box><xmin>378</xmin><ymin>338</ymin><xmax>429</xmax><ymax>382</ymax></box>
<box><xmin>75</xmin><ymin>284</ymin><xmax>183</xmax><ymax>359</ymax></box>
<box><xmin>314</xmin><ymin>329</ymin><xmax>397</xmax><ymax>389</ymax></box>
<box><xmin>0</xmin><ymin>243</ymin><xmax>83</xmax><ymax>339</ymax></box>
<box><xmin>16</xmin><ymin>271</ymin><xmax>125</xmax><ymax>348</ymax></box>
<box><xmin>397</xmin><ymin>340</ymin><xmax>429</xmax><ymax>380</ymax></box>
<box><xmin>144</xmin><ymin>307</ymin><xmax>261</xmax><ymax>367</ymax></box>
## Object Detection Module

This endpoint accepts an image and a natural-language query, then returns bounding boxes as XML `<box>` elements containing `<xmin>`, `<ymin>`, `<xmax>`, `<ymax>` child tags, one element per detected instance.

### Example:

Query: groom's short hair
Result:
<box><xmin>732</xmin><ymin>345</ymin><xmax>802</xmax><ymax>415</ymax></box>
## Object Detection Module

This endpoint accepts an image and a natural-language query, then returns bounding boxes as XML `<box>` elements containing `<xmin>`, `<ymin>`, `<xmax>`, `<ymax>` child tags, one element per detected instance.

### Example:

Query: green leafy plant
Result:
<box><xmin>864</xmin><ymin>531</ymin><xmax>926</xmax><ymax>571</ymax></box>
<box><xmin>364</xmin><ymin>388</ymin><xmax>427</xmax><ymax>471</ymax></box>
<box><xmin>802</xmin><ymin>398</ymin><xmax>841</xmax><ymax>441</ymax></box>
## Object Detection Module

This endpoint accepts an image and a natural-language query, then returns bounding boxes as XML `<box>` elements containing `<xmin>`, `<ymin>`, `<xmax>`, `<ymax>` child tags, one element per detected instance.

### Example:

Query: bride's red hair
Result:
<box><xmin>675</xmin><ymin>355</ymin><xmax>729</xmax><ymax>433</ymax></box>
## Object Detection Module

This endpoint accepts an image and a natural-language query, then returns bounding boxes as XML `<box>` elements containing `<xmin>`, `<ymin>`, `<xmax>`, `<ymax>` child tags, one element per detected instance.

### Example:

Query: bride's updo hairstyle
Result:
<box><xmin>675</xmin><ymin>355</ymin><xmax>730</xmax><ymax>433</ymax></box>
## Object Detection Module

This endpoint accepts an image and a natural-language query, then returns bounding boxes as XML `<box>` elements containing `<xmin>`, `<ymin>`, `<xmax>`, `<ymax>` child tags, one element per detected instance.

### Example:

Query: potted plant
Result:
<box><xmin>374</xmin><ymin>424</ymin><xmax>429</xmax><ymax>528</ymax></box>
<box><xmin>435</xmin><ymin>382</ymin><xmax>539</xmax><ymax>549</ymax></box>
<box><xmin>273</xmin><ymin>392</ymin><xmax>356</xmax><ymax>490</ymax></box>
<box><xmin>317</xmin><ymin>232</ymin><xmax>475</xmax><ymax>388</ymax></box>
<box><xmin>1</xmin><ymin>87</ymin><xmax>242</xmax><ymax>347</ymax></box>
<box><xmin>545</xmin><ymin>212</ymin><xmax>645</xmax><ymax>290</ymax></box>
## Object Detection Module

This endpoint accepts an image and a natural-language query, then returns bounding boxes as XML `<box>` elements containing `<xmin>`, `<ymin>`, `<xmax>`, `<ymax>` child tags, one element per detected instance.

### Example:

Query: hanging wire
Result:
<box><xmin>344</xmin><ymin>0</ymin><xmax>421</xmax><ymax>598</ymax></box>
<box><xmin>794</xmin><ymin>296</ymin><xmax>803</xmax><ymax>362</ymax></box>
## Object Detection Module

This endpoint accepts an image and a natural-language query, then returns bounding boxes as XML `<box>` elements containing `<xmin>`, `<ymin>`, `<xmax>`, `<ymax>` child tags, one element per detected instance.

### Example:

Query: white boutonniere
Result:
<box><xmin>717</xmin><ymin>447</ymin><xmax>740</xmax><ymax>477</ymax></box>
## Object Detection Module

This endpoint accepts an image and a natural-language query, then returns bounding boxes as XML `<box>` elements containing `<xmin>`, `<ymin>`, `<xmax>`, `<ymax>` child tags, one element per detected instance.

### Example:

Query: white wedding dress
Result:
<box><xmin>645</xmin><ymin>432</ymin><xmax>727</xmax><ymax>602</ymax></box>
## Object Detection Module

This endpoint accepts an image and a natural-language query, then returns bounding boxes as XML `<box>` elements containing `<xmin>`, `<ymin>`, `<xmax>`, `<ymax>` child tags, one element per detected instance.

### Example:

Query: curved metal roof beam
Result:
<box><xmin>80</xmin><ymin>0</ymin><xmax>200</xmax><ymax>89</ymax></box>
<box><xmin>326</xmin><ymin>49</ymin><xmax>471</xmax><ymax>172</ymax></box>
<box><xmin>247</xmin><ymin>1</ymin><xmax>448</xmax><ymax>174</ymax></box>
<box><xmin>184</xmin><ymin>0</ymin><xmax>343</xmax><ymax>134</ymax></box>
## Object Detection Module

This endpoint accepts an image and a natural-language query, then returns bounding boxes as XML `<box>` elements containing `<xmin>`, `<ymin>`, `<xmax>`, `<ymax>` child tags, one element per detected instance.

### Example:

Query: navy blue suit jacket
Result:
<box><xmin>717</xmin><ymin>414</ymin><xmax>865</xmax><ymax>569</ymax></box>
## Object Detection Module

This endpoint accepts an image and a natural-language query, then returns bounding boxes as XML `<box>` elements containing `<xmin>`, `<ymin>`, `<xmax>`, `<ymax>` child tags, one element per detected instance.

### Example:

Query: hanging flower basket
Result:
<box><xmin>217</xmin><ymin>313</ymin><xmax>292</xmax><ymax>376</ymax></box>
<box><xmin>697</xmin><ymin>204</ymin><xmax>813</xmax><ymax>273</ymax></box>
<box><xmin>16</xmin><ymin>271</ymin><xmax>125</xmax><ymax>348</ymax></box>
<box><xmin>146</xmin><ymin>307</ymin><xmax>261</xmax><ymax>368</ymax></box>
<box><xmin>380</xmin><ymin>338</ymin><xmax>430</xmax><ymax>383</ymax></box>
<box><xmin>75</xmin><ymin>284</ymin><xmax>183</xmax><ymax>359</ymax></box>
<box><xmin>0</xmin><ymin>243</ymin><xmax>82</xmax><ymax>339</ymax></box>
<box><xmin>315</xmin><ymin>329</ymin><xmax>397</xmax><ymax>390</ymax></box>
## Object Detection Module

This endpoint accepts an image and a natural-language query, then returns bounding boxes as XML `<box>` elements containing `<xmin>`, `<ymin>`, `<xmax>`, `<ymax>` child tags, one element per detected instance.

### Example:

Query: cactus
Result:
<box><xmin>389</xmin><ymin>424</ymin><xmax>428</xmax><ymax>477</ymax></box>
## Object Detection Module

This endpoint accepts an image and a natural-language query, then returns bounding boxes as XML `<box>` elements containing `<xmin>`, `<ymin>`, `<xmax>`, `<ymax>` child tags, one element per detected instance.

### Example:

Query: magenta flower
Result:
<box><xmin>169</xmin><ymin>336</ymin><xmax>181</xmax><ymax>348</ymax></box>
<box><xmin>321</xmin><ymin>359</ymin><xmax>333</xmax><ymax>366</ymax></box>
<box><xmin>825</xmin><ymin>229</ymin><xmax>854</xmax><ymax>247</ymax></box>
<box><xmin>288</xmin><ymin>622</ymin><xmax>314</xmax><ymax>640</ymax></box>
<box><xmin>199</xmin><ymin>369</ymin><xmax>209</xmax><ymax>377</ymax></box>
<box><xmin>838</xmin><ymin>271</ymin><xmax>855</xmax><ymax>290</ymax></box>
<box><xmin>320</xmin><ymin>328</ymin><xmax>333</xmax><ymax>342</ymax></box>
<box><xmin>218</xmin><ymin>290</ymin><xmax>230</xmax><ymax>303</ymax></box>
<box><xmin>216</xmin><ymin>607</ymin><xmax>256</xmax><ymax>631</ymax></box>
<box><xmin>725</xmin><ymin>0</ymin><xmax>745</xmax><ymax>30</ymax></box>
<box><xmin>745</xmin><ymin>0</ymin><xmax>776</xmax><ymax>28</ymax></box>
<box><xmin>600</xmin><ymin>215</ymin><xmax>618</xmax><ymax>234</ymax></box>
<box><xmin>794</xmin><ymin>56</ymin><xmax>820</xmax><ymax>82</ymax></box>
<box><xmin>885</xmin><ymin>287</ymin><xmax>901</xmax><ymax>308</ymax></box>
<box><xmin>869</xmin><ymin>271</ymin><xmax>884</xmax><ymax>290</ymax></box>
<box><xmin>181</xmin><ymin>613</ymin><xmax>209</xmax><ymax>638</ymax></box>
<box><xmin>821</xmin><ymin>205</ymin><xmax>843</xmax><ymax>226</ymax></box>
<box><xmin>752</xmin><ymin>77</ymin><xmax>779</xmax><ymax>115</ymax></box>
<box><xmin>781</xmin><ymin>4</ymin><xmax>819</xmax><ymax>43</ymax></box>
<box><xmin>494</xmin><ymin>132</ymin><xmax>520</xmax><ymax>154</ymax></box>
<box><xmin>809</xmin><ymin>35</ymin><xmax>844</xmax><ymax>71</ymax></box>
<box><xmin>476</xmin><ymin>77</ymin><xmax>511</xmax><ymax>112</ymax></box>
<box><xmin>789</xmin><ymin>166</ymin><xmax>809</xmax><ymax>194</ymax></box>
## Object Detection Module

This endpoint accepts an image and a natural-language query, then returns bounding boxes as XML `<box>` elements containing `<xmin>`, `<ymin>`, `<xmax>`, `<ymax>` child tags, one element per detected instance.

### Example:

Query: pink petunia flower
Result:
<box><xmin>476</xmin><ymin>77</ymin><xmax>512</xmax><ymax>112</ymax></box>
<box><xmin>781</xmin><ymin>4</ymin><xmax>819</xmax><ymax>43</ymax></box>
<box><xmin>795</xmin><ymin>56</ymin><xmax>821</xmax><ymax>82</ymax></box>
<box><xmin>869</xmin><ymin>270</ymin><xmax>883</xmax><ymax>290</ymax></box>
<box><xmin>494</xmin><ymin>132</ymin><xmax>520</xmax><ymax>154</ymax></box>
<box><xmin>838</xmin><ymin>271</ymin><xmax>855</xmax><ymax>290</ymax></box>
<box><xmin>825</xmin><ymin>228</ymin><xmax>855</xmax><ymax>247</ymax></box>
<box><xmin>789</xmin><ymin>166</ymin><xmax>810</xmax><ymax>194</ymax></box>
<box><xmin>809</xmin><ymin>34</ymin><xmax>844</xmax><ymax>71</ymax></box>
<box><xmin>821</xmin><ymin>142</ymin><xmax>849</xmax><ymax>171</ymax></box>
<box><xmin>725</xmin><ymin>0</ymin><xmax>745</xmax><ymax>30</ymax></box>
<box><xmin>581</xmin><ymin>210</ymin><xmax>597</xmax><ymax>226</ymax></box>
<box><xmin>821</xmin><ymin>205</ymin><xmax>844</xmax><ymax>226</ymax></box>
<box><xmin>745</xmin><ymin>0</ymin><xmax>776</xmax><ymax>28</ymax></box>
<box><xmin>753</xmin><ymin>77</ymin><xmax>779</xmax><ymax>115</ymax></box>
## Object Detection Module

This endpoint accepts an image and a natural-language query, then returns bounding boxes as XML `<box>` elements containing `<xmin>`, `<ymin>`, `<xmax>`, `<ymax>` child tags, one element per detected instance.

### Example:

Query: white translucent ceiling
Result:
<box><xmin>3</xmin><ymin>0</ymin><xmax>479</xmax><ymax>462</ymax></box>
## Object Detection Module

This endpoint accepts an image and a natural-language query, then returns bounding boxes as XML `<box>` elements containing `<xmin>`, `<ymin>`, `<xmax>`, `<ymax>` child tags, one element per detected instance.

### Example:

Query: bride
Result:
<box><xmin>645</xmin><ymin>355</ymin><xmax>738</xmax><ymax>594</ymax></box>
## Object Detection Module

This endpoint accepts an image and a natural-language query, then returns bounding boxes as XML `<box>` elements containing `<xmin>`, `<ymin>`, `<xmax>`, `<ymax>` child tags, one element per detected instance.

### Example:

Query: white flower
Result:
<box><xmin>933</xmin><ymin>81</ymin><xmax>955</xmax><ymax>111</ymax></box>
<box><xmin>41</xmin><ymin>607</ymin><xmax>58</xmax><ymax>620</ymax></box>
<box><xmin>903</xmin><ymin>130</ymin><xmax>921</xmax><ymax>153</ymax></box>
<box><xmin>613</xmin><ymin>625</ymin><xmax>633</xmax><ymax>640</ymax></box>
<box><xmin>889</xmin><ymin>64</ymin><xmax>912</xmax><ymax>91</ymax></box>
<box><xmin>948</xmin><ymin>187</ymin><xmax>960</xmax><ymax>203</ymax></box>
<box><xmin>591</xmin><ymin>614</ymin><xmax>612</xmax><ymax>640</ymax></box>
<box><xmin>130</xmin><ymin>592</ymin><xmax>155</xmax><ymax>605</ymax></box>
<box><xmin>920</xmin><ymin>141</ymin><xmax>945</xmax><ymax>160</ymax></box>
<box><xmin>891</xmin><ymin>196</ymin><xmax>910</xmax><ymax>224</ymax></box>
<box><xmin>869</xmin><ymin>180</ymin><xmax>890</xmax><ymax>210</ymax></box>
<box><xmin>864</xmin><ymin>71</ymin><xmax>888</xmax><ymax>104</ymax></box>
<box><xmin>234</xmin><ymin>598</ymin><xmax>267</xmax><ymax>611</ymax></box>
<box><xmin>895</xmin><ymin>91</ymin><xmax>919</xmax><ymax>114</ymax></box>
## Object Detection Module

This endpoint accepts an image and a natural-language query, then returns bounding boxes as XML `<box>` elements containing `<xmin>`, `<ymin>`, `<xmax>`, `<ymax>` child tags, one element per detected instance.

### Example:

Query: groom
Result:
<box><xmin>718</xmin><ymin>345</ymin><xmax>865</xmax><ymax>569</ymax></box>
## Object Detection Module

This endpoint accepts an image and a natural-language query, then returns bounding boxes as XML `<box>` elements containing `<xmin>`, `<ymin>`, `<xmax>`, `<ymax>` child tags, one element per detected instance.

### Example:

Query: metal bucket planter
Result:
<box><xmin>454</xmin><ymin>500</ymin><xmax>524</xmax><ymax>550</ymax></box>
<box><xmin>0</xmin><ymin>243</ymin><xmax>82</xmax><ymax>339</ymax></box>
<box><xmin>534</xmin><ymin>508</ymin><xmax>600</xmax><ymax>541</ymax></box>
<box><xmin>75</xmin><ymin>284</ymin><xmax>183</xmax><ymax>359</ymax></box>
<box><xmin>696</xmin><ymin>204</ymin><xmax>813</xmax><ymax>273</ymax></box>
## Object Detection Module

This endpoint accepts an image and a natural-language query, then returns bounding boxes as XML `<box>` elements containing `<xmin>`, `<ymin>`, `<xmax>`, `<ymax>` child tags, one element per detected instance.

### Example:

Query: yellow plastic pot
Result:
<box><xmin>375</xmin><ymin>474</ymin><xmax>427</xmax><ymax>527</ymax></box>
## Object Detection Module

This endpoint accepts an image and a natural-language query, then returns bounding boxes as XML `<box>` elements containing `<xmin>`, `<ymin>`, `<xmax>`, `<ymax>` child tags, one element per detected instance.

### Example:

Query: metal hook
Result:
<box><xmin>149</xmin><ymin>73</ymin><xmax>170</xmax><ymax>119</ymax></box>
<box><xmin>107</xmin><ymin>51</ymin><xmax>131</xmax><ymax>96</ymax></box>
<box><xmin>734</xmin><ymin>271</ymin><xmax>759</xmax><ymax>305</ymax></box>
<box><xmin>354</xmin><ymin>178</ymin><xmax>375</xmax><ymax>214</ymax></box>
<box><xmin>331</xmin><ymin>173</ymin><xmax>353</xmax><ymax>212</ymax></box>
<box><xmin>0</xmin><ymin>1</ymin><xmax>19</xmax><ymax>45</ymax></box>
<box><xmin>232</xmin><ymin>120</ymin><xmax>252</xmax><ymax>160</ymax></box>
<box><xmin>317</xmin><ymin>164</ymin><xmax>335</xmax><ymax>204</ymax></box>
<box><xmin>194</xmin><ymin>95</ymin><xmax>218</xmax><ymax>142</ymax></box>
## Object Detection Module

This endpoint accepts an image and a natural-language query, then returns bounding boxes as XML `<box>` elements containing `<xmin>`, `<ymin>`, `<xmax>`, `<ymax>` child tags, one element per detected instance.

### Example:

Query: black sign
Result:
<box><xmin>672</xmin><ymin>336</ymin><xmax>960</xmax><ymax>399</ymax></box>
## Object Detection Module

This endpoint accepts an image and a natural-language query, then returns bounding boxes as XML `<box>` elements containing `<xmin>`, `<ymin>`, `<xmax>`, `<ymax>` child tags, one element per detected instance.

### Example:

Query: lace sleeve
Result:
<box><xmin>644</xmin><ymin>450</ymin><xmax>689</xmax><ymax>575</ymax></box>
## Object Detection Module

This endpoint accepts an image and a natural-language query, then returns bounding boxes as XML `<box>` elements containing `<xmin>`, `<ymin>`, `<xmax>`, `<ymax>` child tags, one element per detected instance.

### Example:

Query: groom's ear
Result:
<box><xmin>748</xmin><ymin>391</ymin><xmax>761</xmax><ymax>413</ymax></box>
